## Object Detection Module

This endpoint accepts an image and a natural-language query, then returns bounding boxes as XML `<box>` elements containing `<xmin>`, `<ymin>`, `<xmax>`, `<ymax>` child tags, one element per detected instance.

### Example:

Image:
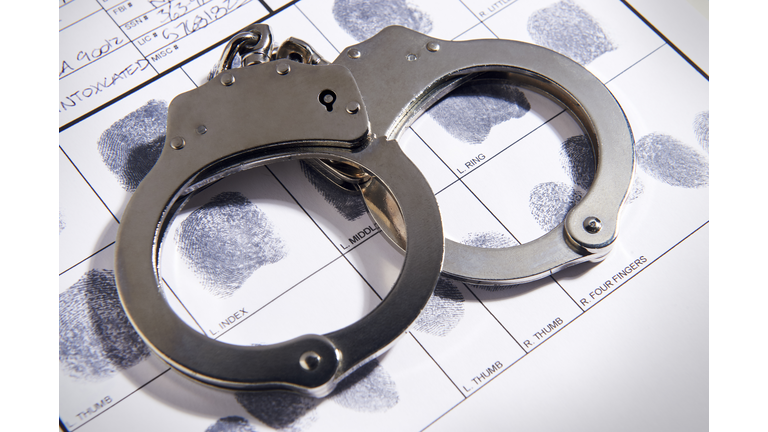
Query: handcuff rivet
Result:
<box><xmin>348</xmin><ymin>48</ymin><xmax>361</xmax><ymax>59</ymax></box>
<box><xmin>346</xmin><ymin>101</ymin><xmax>360</xmax><ymax>114</ymax></box>
<box><xmin>406</xmin><ymin>53</ymin><xmax>418</xmax><ymax>61</ymax></box>
<box><xmin>426</xmin><ymin>42</ymin><xmax>440</xmax><ymax>52</ymax></box>
<box><xmin>276</xmin><ymin>63</ymin><xmax>291</xmax><ymax>75</ymax></box>
<box><xmin>299</xmin><ymin>351</ymin><xmax>321</xmax><ymax>371</ymax></box>
<box><xmin>583</xmin><ymin>217</ymin><xmax>602</xmax><ymax>234</ymax></box>
<box><xmin>169</xmin><ymin>136</ymin><xmax>185</xmax><ymax>150</ymax></box>
<box><xmin>220</xmin><ymin>73</ymin><xmax>235</xmax><ymax>86</ymax></box>
<box><xmin>196</xmin><ymin>125</ymin><xmax>208</xmax><ymax>135</ymax></box>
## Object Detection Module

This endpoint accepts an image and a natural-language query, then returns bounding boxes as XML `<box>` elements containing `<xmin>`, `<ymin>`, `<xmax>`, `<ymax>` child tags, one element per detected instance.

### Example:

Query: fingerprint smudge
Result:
<box><xmin>413</xmin><ymin>278</ymin><xmax>465</xmax><ymax>336</ymax></box>
<box><xmin>694</xmin><ymin>111</ymin><xmax>709</xmax><ymax>152</ymax></box>
<box><xmin>635</xmin><ymin>133</ymin><xmax>709</xmax><ymax>188</ymax></box>
<box><xmin>560</xmin><ymin>135</ymin><xmax>595</xmax><ymax>190</ymax></box>
<box><xmin>330</xmin><ymin>359</ymin><xmax>399</xmax><ymax>412</ymax></box>
<box><xmin>234</xmin><ymin>360</ymin><xmax>398</xmax><ymax>429</ymax></box>
<box><xmin>428</xmin><ymin>80</ymin><xmax>530</xmax><ymax>145</ymax></box>
<box><xmin>462</xmin><ymin>231</ymin><xmax>519</xmax><ymax>249</ymax></box>
<box><xmin>59</xmin><ymin>269</ymin><xmax>150</xmax><ymax>380</ymax></box>
<box><xmin>529</xmin><ymin>182</ymin><xmax>583</xmax><ymax>232</ymax></box>
<box><xmin>175</xmin><ymin>191</ymin><xmax>287</xmax><ymax>298</ymax></box>
<box><xmin>236</xmin><ymin>390</ymin><xmax>320</xmax><ymax>430</ymax></box>
<box><xmin>205</xmin><ymin>416</ymin><xmax>256</xmax><ymax>432</ymax></box>
<box><xmin>333</xmin><ymin>0</ymin><xmax>433</xmax><ymax>41</ymax></box>
<box><xmin>97</xmin><ymin>100</ymin><xmax>168</xmax><ymax>192</ymax></box>
<box><xmin>527</xmin><ymin>0</ymin><xmax>616</xmax><ymax>65</ymax></box>
<box><xmin>627</xmin><ymin>175</ymin><xmax>644</xmax><ymax>202</ymax></box>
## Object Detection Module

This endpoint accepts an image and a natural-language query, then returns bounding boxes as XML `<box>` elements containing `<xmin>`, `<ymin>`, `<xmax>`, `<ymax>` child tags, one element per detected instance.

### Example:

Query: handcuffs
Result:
<box><xmin>115</xmin><ymin>24</ymin><xmax>634</xmax><ymax>397</ymax></box>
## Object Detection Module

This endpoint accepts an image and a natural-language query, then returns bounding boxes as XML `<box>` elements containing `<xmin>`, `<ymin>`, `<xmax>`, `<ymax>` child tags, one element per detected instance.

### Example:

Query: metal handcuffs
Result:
<box><xmin>115</xmin><ymin>24</ymin><xmax>634</xmax><ymax>397</ymax></box>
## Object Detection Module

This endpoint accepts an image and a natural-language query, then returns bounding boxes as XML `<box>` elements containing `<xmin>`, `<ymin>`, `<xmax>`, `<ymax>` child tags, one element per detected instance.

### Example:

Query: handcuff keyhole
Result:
<box><xmin>319</xmin><ymin>90</ymin><xmax>336</xmax><ymax>112</ymax></box>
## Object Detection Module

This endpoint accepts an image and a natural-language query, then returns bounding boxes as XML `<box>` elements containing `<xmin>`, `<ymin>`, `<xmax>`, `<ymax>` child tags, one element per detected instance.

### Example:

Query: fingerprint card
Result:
<box><xmin>59</xmin><ymin>0</ymin><xmax>709</xmax><ymax>430</ymax></box>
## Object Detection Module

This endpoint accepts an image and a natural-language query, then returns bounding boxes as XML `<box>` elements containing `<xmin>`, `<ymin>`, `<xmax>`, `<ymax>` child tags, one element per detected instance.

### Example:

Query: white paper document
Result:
<box><xmin>59</xmin><ymin>0</ymin><xmax>709</xmax><ymax>430</ymax></box>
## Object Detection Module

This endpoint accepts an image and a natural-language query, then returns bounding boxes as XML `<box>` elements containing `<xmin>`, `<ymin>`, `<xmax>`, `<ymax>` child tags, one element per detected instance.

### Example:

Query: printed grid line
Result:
<box><xmin>551</xmin><ymin>275</ymin><xmax>589</xmax><ymax>311</ymax></box>
<box><xmin>59</xmin><ymin>8</ymin><xmax>102</xmax><ymax>33</ymax></box>
<box><xmin>69</xmin><ymin>368</ymin><xmax>174</xmax><ymax>432</ymax></box>
<box><xmin>97</xmin><ymin>1</ymin><xmax>161</xmax><ymax>76</ymax></box>
<box><xmin>257</xmin><ymin>0</ymin><xmax>274</xmax><ymax>14</ymax></box>
<box><xmin>462</xmin><ymin>284</ymin><xmax>527</xmax><ymax>352</ymax></box>
<box><xmin>60</xmin><ymin>146</ymin><xmax>120</xmax><ymax>224</ymax></box>
<box><xmin>408</xmin><ymin>332</ymin><xmax>467</xmax><ymax>399</ymax></box>
<box><xmin>605</xmin><ymin>42</ymin><xmax>666</xmax><ymax>84</ymax></box>
<box><xmin>60</xmin><ymin>241</ymin><xmax>115</xmax><ymax>276</ymax></box>
<box><xmin>295</xmin><ymin>3</ymin><xmax>344</xmax><ymax>55</ymax></box>
<box><xmin>161</xmin><ymin>276</ymin><xmax>207</xmax><ymax>334</ymax></box>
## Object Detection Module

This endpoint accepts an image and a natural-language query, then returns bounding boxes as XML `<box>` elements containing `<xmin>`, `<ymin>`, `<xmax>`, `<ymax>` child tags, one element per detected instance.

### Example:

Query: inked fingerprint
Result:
<box><xmin>206</xmin><ymin>416</ymin><xmax>256</xmax><ymax>432</ymax></box>
<box><xmin>413</xmin><ymin>278</ymin><xmax>465</xmax><ymax>336</ymax></box>
<box><xmin>462</xmin><ymin>231</ymin><xmax>519</xmax><ymax>249</ymax></box>
<box><xmin>59</xmin><ymin>210</ymin><xmax>66</xmax><ymax>233</ymax></box>
<box><xmin>529</xmin><ymin>182</ymin><xmax>583</xmax><ymax>232</ymax></box>
<box><xmin>428</xmin><ymin>80</ymin><xmax>530</xmax><ymax>145</ymax></box>
<box><xmin>236</xmin><ymin>391</ymin><xmax>320</xmax><ymax>430</ymax></box>
<box><xmin>176</xmin><ymin>192</ymin><xmax>287</xmax><ymax>298</ymax></box>
<box><xmin>694</xmin><ymin>111</ymin><xmax>709</xmax><ymax>152</ymax></box>
<box><xmin>527</xmin><ymin>0</ymin><xmax>616</xmax><ymax>65</ymax></box>
<box><xmin>627</xmin><ymin>175</ymin><xmax>644</xmax><ymax>202</ymax></box>
<box><xmin>560</xmin><ymin>135</ymin><xmax>595</xmax><ymax>190</ymax></box>
<box><xmin>97</xmin><ymin>100</ymin><xmax>168</xmax><ymax>192</ymax></box>
<box><xmin>333</xmin><ymin>0</ymin><xmax>433</xmax><ymax>41</ymax></box>
<box><xmin>300</xmin><ymin>161</ymin><xmax>367</xmax><ymax>221</ymax></box>
<box><xmin>330</xmin><ymin>359</ymin><xmax>399</xmax><ymax>412</ymax></box>
<box><xmin>635</xmin><ymin>133</ymin><xmax>709</xmax><ymax>188</ymax></box>
<box><xmin>59</xmin><ymin>269</ymin><xmax>150</xmax><ymax>380</ymax></box>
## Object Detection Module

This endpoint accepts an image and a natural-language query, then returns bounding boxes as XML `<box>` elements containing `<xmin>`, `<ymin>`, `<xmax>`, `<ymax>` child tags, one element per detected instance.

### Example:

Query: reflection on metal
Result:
<box><xmin>115</xmin><ymin>24</ymin><xmax>633</xmax><ymax>398</ymax></box>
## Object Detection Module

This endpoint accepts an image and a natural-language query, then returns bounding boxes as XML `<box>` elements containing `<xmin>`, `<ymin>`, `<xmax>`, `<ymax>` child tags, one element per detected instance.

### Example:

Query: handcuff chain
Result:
<box><xmin>216</xmin><ymin>23</ymin><xmax>330</xmax><ymax>76</ymax></box>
